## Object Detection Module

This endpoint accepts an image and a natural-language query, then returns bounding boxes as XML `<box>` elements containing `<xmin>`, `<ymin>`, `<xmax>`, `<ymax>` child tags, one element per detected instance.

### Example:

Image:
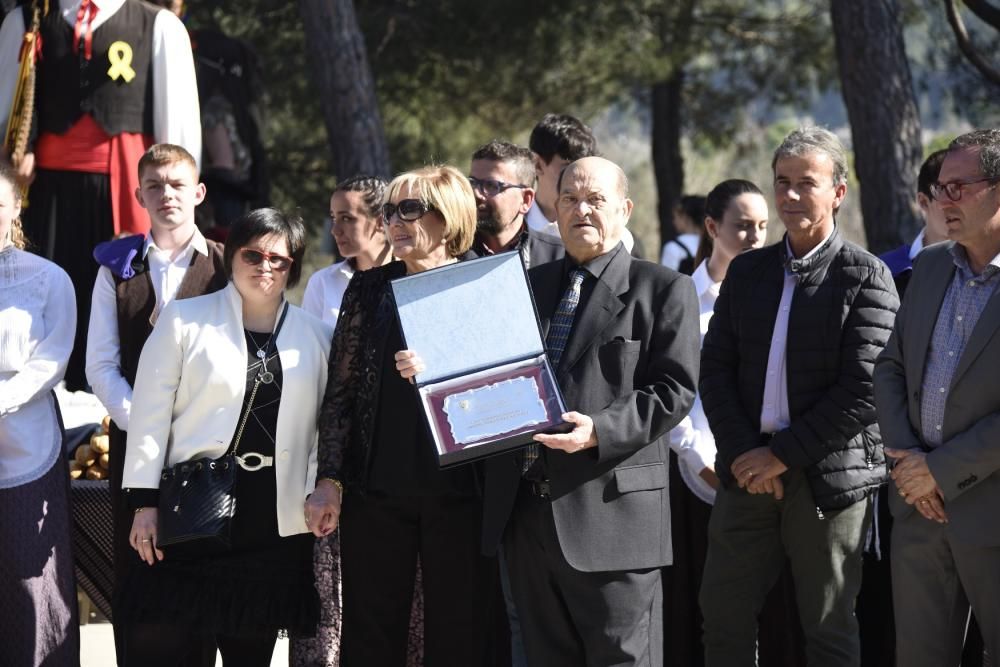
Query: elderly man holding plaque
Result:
<box><xmin>306</xmin><ymin>165</ymin><xmax>500</xmax><ymax>666</ymax></box>
<box><xmin>481</xmin><ymin>156</ymin><xmax>700</xmax><ymax>666</ymax></box>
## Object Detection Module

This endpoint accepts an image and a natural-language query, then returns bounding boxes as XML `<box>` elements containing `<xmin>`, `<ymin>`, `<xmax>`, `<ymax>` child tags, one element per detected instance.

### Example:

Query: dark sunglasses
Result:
<box><xmin>468</xmin><ymin>177</ymin><xmax>528</xmax><ymax>197</ymax></box>
<box><xmin>382</xmin><ymin>199</ymin><xmax>435</xmax><ymax>223</ymax></box>
<box><xmin>239</xmin><ymin>248</ymin><xmax>294</xmax><ymax>271</ymax></box>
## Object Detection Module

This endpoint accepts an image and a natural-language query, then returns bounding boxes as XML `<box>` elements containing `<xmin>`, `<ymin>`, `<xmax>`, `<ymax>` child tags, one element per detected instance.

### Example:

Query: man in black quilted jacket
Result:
<box><xmin>697</xmin><ymin>126</ymin><xmax>899</xmax><ymax>667</ymax></box>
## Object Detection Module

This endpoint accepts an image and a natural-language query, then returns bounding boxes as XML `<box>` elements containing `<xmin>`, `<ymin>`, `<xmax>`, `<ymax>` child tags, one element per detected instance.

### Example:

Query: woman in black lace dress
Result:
<box><xmin>306</xmin><ymin>165</ymin><xmax>502</xmax><ymax>666</ymax></box>
<box><xmin>119</xmin><ymin>209</ymin><xmax>334</xmax><ymax>666</ymax></box>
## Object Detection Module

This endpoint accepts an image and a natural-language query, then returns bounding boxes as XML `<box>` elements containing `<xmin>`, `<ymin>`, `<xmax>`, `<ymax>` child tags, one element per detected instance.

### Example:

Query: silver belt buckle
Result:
<box><xmin>236</xmin><ymin>452</ymin><xmax>274</xmax><ymax>471</ymax></box>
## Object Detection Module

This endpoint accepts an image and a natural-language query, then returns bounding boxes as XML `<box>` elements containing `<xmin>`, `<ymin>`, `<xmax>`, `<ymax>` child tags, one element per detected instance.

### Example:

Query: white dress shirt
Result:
<box><xmin>660</xmin><ymin>233</ymin><xmax>700</xmax><ymax>271</ymax></box>
<box><xmin>0</xmin><ymin>248</ymin><xmax>76</xmax><ymax>488</ymax></box>
<box><xmin>86</xmin><ymin>230</ymin><xmax>209</xmax><ymax>431</ymax></box>
<box><xmin>300</xmin><ymin>259</ymin><xmax>354</xmax><ymax>328</ymax></box>
<box><xmin>668</xmin><ymin>260</ymin><xmax>720</xmax><ymax>504</ymax></box>
<box><xmin>0</xmin><ymin>0</ymin><xmax>201</xmax><ymax>167</ymax></box>
<box><xmin>759</xmin><ymin>229</ymin><xmax>834</xmax><ymax>434</ymax></box>
<box><xmin>909</xmin><ymin>228</ymin><xmax>925</xmax><ymax>260</ymax></box>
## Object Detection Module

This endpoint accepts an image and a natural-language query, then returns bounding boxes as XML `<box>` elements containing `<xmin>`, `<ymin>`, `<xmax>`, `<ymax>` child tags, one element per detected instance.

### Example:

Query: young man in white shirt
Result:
<box><xmin>86</xmin><ymin>143</ymin><xmax>226</xmax><ymax>664</ymax></box>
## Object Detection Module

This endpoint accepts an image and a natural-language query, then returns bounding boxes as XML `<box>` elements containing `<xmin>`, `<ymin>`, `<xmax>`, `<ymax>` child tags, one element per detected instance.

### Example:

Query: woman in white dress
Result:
<box><xmin>0</xmin><ymin>165</ymin><xmax>79</xmax><ymax>665</ymax></box>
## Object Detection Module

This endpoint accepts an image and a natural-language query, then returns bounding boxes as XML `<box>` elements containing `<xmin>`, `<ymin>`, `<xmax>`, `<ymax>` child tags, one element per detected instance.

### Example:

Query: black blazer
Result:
<box><xmin>482</xmin><ymin>246</ymin><xmax>700</xmax><ymax>572</ymax></box>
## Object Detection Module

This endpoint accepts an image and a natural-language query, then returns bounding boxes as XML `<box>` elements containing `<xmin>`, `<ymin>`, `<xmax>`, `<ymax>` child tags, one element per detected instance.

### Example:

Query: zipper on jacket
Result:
<box><xmin>815</xmin><ymin>506</ymin><xmax>825</xmax><ymax>520</ymax></box>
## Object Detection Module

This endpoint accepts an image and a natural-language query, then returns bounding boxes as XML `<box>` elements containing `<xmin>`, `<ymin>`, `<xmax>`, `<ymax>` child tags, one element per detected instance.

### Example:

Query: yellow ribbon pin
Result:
<box><xmin>107</xmin><ymin>41</ymin><xmax>136</xmax><ymax>83</ymax></box>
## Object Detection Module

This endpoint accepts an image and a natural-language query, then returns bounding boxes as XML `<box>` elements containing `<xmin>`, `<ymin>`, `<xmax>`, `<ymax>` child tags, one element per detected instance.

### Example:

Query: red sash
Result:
<box><xmin>35</xmin><ymin>114</ymin><xmax>153</xmax><ymax>235</ymax></box>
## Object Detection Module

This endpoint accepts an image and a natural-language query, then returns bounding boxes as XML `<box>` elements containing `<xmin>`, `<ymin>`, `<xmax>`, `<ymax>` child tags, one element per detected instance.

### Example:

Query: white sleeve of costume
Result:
<box><xmin>151</xmin><ymin>9</ymin><xmax>201</xmax><ymax>169</ymax></box>
<box><xmin>86</xmin><ymin>266</ymin><xmax>133</xmax><ymax>430</ymax></box>
<box><xmin>0</xmin><ymin>265</ymin><xmax>76</xmax><ymax>415</ymax></box>
<box><xmin>123</xmin><ymin>300</ymin><xmax>185</xmax><ymax>490</ymax></box>
<box><xmin>0</xmin><ymin>10</ymin><xmax>27</xmax><ymax>139</ymax></box>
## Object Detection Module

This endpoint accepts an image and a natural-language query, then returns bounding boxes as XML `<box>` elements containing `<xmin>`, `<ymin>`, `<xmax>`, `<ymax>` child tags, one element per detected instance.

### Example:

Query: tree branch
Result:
<box><xmin>945</xmin><ymin>0</ymin><xmax>1000</xmax><ymax>86</ymax></box>
<box><xmin>963</xmin><ymin>0</ymin><xmax>1000</xmax><ymax>29</ymax></box>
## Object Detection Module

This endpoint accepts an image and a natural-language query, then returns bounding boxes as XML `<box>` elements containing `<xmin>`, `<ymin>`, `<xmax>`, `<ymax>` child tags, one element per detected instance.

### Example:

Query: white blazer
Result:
<box><xmin>123</xmin><ymin>282</ymin><xmax>334</xmax><ymax>536</ymax></box>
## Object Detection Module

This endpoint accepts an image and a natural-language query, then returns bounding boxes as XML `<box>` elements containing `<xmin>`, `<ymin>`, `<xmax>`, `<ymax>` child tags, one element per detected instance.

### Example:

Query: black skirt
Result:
<box><xmin>117</xmin><ymin>335</ymin><xmax>318</xmax><ymax>637</ymax></box>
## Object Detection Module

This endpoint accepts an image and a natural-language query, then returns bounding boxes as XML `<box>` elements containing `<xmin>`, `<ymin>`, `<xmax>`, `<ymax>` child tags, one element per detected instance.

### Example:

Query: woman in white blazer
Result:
<box><xmin>119</xmin><ymin>208</ymin><xmax>333</xmax><ymax>666</ymax></box>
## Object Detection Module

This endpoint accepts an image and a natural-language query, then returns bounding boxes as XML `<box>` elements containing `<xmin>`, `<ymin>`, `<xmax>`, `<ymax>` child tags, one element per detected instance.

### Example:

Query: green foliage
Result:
<box><xmin>181</xmin><ymin>0</ymin><xmax>987</xmax><ymax>264</ymax></box>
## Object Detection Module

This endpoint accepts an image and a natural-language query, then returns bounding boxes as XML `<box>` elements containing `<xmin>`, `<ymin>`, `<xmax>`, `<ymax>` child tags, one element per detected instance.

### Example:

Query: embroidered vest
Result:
<box><xmin>34</xmin><ymin>1</ymin><xmax>159</xmax><ymax>137</ymax></box>
<box><xmin>114</xmin><ymin>241</ymin><xmax>227</xmax><ymax>386</ymax></box>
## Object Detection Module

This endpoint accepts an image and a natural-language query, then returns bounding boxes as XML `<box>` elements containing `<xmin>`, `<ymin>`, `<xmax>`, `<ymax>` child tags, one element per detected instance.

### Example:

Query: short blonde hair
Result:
<box><xmin>385</xmin><ymin>165</ymin><xmax>475</xmax><ymax>258</ymax></box>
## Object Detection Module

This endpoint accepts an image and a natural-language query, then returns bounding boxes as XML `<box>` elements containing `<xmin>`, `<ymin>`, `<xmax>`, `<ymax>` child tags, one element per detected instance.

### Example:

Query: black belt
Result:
<box><xmin>520</xmin><ymin>479</ymin><xmax>551</xmax><ymax>500</ymax></box>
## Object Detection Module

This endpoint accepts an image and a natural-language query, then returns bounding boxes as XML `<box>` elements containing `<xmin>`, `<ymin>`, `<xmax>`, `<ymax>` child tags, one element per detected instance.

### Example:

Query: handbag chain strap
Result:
<box><xmin>228</xmin><ymin>376</ymin><xmax>261</xmax><ymax>457</ymax></box>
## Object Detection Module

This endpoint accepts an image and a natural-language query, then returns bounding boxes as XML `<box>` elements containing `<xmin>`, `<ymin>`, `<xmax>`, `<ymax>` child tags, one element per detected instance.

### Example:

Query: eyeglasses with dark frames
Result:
<box><xmin>930</xmin><ymin>177</ymin><xmax>999</xmax><ymax>202</ymax></box>
<box><xmin>239</xmin><ymin>248</ymin><xmax>294</xmax><ymax>272</ymax></box>
<box><xmin>381</xmin><ymin>199</ymin><xmax>435</xmax><ymax>223</ymax></box>
<box><xmin>468</xmin><ymin>176</ymin><xmax>529</xmax><ymax>198</ymax></box>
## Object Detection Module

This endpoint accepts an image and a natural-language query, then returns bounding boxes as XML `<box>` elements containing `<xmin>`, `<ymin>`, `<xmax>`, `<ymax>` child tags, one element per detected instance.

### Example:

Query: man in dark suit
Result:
<box><xmin>874</xmin><ymin>128</ymin><xmax>1000</xmax><ymax>666</ymax></box>
<box><xmin>482</xmin><ymin>156</ymin><xmax>700</xmax><ymax>666</ymax></box>
<box><xmin>466</xmin><ymin>139</ymin><xmax>564</xmax><ymax>269</ymax></box>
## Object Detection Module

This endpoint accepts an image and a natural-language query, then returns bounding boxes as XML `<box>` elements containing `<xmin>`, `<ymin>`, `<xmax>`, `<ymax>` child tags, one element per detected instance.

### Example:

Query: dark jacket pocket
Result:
<box><xmin>598</xmin><ymin>337</ymin><xmax>641</xmax><ymax>387</ymax></box>
<box><xmin>615</xmin><ymin>462</ymin><xmax>667</xmax><ymax>493</ymax></box>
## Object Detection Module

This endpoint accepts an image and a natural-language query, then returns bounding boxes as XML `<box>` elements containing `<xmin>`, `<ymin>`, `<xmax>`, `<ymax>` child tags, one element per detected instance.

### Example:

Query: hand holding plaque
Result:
<box><xmin>532</xmin><ymin>411</ymin><xmax>597</xmax><ymax>453</ymax></box>
<box><xmin>390</xmin><ymin>253</ymin><xmax>572</xmax><ymax>467</ymax></box>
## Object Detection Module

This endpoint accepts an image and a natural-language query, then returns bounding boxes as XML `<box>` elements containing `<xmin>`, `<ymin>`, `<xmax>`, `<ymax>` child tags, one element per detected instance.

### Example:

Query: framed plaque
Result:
<box><xmin>391</xmin><ymin>252</ymin><xmax>571</xmax><ymax>467</ymax></box>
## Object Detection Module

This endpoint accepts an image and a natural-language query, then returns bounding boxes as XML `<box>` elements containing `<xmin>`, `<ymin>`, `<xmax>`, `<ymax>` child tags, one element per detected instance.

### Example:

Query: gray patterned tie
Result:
<box><xmin>522</xmin><ymin>270</ymin><xmax>586</xmax><ymax>473</ymax></box>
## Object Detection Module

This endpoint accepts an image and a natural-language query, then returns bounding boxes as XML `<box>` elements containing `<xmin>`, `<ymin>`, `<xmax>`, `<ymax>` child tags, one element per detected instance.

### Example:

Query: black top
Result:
<box><xmin>230</xmin><ymin>329</ymin><xmax>283</xmax><ymax>549</ymax></box>
<box><xmin>367</xmin><ymin>318</ymin><xmax>477</xmax><ymax>496</ymax></box>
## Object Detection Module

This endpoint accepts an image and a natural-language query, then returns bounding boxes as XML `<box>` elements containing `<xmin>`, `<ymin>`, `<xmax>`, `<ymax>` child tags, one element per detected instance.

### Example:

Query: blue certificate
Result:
<box><xmin>443</xmin><ymin>376</ymin><xmax>548</xmax><ymax>446</ymax></box>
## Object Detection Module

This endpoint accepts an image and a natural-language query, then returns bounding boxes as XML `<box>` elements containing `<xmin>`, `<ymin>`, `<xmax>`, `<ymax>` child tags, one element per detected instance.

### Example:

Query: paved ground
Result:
<box><xmin>80</xmin><ymin>622</ymin><xmax>290</xmax><ymax>666</ymax></box>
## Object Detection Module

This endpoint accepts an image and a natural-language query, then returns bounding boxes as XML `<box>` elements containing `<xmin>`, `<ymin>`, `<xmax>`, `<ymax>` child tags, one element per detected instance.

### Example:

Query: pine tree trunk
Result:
<box><xmin>831</xmin><ymin>0</ymin><xmax>923</xmax><ymax>254</ymax></box>
<box><xmin>651</xmin><ymin>70</ymin><xmax>685</xmax><ymax>251</ymax></box>
<box><xmin>298</xmin><ymin>0</ymin><xmax>391</xmax><ymax>180</ymax></box>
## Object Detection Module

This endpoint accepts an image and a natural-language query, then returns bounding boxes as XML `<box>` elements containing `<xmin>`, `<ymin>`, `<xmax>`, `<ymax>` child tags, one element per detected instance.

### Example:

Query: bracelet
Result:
<box><xmin>318</xmin><ymin>477</ymin><xmax>344</xmax><ymax>495</ymax></box>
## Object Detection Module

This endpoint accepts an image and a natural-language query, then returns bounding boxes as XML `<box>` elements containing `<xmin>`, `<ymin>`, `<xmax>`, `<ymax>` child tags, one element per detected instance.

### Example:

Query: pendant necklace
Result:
<box><xmin>247</xmin><ymin>331</ymin><xmax>275</xmax><ymax>384</ymax></box>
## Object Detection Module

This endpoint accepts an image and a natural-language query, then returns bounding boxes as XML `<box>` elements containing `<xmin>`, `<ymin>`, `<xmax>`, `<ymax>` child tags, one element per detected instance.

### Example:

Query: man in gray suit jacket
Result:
<box><xmin>874</xmin><ymin>128</ymin><xmax>1000</xmax><ymax>665</ymax></box>
<box><xmin>481</xmin><ymin>156</ymin><xmax>700</xmax><ymax>666</ymax></box>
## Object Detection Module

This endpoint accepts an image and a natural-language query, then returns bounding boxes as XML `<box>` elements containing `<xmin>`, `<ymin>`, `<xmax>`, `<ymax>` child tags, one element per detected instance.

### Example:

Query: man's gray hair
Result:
<box><xmin>949</xmin><ymin>128</ymin><xmax>1000</xmax><ymax>181</ymax></box>
<box><xmin>772</xmin><ymin>126</ymin><xmax>849</xmax><ymax>187</ymax></box>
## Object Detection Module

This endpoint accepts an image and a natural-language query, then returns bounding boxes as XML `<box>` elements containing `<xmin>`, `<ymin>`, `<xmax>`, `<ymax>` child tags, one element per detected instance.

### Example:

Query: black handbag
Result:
<box><xmin>157</xmin><ymin>303</ymin><xmax>287</xmax><ymax>557</ymax></box>
<box><xmin>156</xmin><ymin>377</ymin><xmax>261</xmax><ymax>557</ymax></box>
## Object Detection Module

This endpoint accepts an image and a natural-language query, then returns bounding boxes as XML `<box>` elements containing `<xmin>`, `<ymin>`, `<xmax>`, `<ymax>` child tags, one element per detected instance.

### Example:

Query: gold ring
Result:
<box><xmin>141</xmin><ymin>538</ymin><xmax>151</xmax><ymax>543</ymax></box>
<box><xmin>920</xmin><ymin>499</ymin><xmax>929</xmax><ymax>505</ymax></box>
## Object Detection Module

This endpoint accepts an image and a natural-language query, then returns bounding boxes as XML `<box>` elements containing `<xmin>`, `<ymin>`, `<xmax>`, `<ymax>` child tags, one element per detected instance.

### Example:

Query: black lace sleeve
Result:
<box><xmin>316</xmin><ymin>264</ymin><xmax>401</xmax><ymax>488</ymax></box>
<box><xmin>316</xmin><ymin>274</ymin><xmax>366</xmax><ymax>484</ymax></box>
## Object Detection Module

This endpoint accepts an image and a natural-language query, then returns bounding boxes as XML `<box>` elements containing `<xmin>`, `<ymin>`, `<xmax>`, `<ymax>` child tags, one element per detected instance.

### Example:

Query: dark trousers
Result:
<box><xmin>339</xmin><ymin>491</ymin><xmax>498</xmax><ymax>667</ymax></box>
<box><xmin>700</xmin><ymin>470</ymin><xmax>870</xmax><ymax>667</ymax></box>
<box><xmin>109</xmin><ymin>425</ymin><xmax>131</xmax><ymax>664</ymax></box>
<box><xmin>892</xmin><ymin>509</ymin><xmax>1000</xmax><ymax>667</ymax></box>
<box><xmin>122</xmin><ymin>621</ymin><xmax>275</xmax><ymax>667</ymax></box>
<box><xmin>665</xmin><ymin>453</ymin><xmax>804</xmax><ymax>667</ymax></box>
<box><xmin>505</xmin><ymin>487</ymin><xmax>663</xmax><ymax>667</ymax></box>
